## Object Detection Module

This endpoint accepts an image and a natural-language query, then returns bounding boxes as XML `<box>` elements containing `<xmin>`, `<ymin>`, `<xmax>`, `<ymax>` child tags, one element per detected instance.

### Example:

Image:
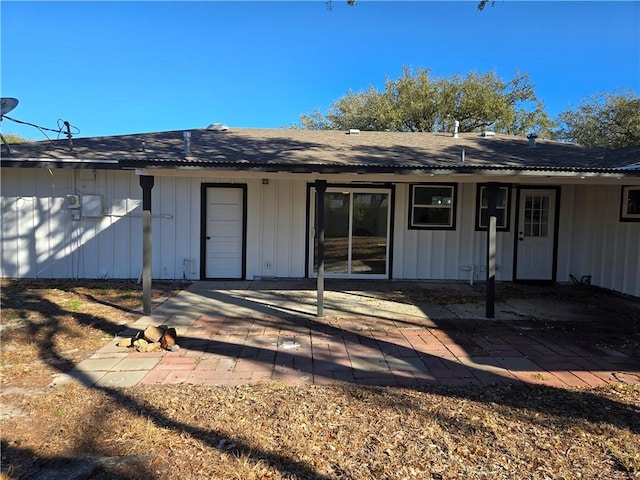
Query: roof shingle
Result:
<box><xmin>2</xmin><ymin>128</ymin><xmax>638</xmax><ymax>175</ymax></box>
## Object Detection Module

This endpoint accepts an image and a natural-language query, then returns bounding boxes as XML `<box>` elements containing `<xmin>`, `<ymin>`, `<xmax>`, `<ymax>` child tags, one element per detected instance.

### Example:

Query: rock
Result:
<box><xmin>116</xmin><ymin>338</ymin><xmax>133</xmax><ymax>348</ymax></box>
<box><xmin>133</xmin><ymin>338</ymin><xmax>148</xmax><ymax>348</ymax></box>
<box><xmin>143</xmin><ymin>325</ymin><xmax>165</xmax><ymax>343</ymax></box>
<box><xmin>144</xmin><ymin>342</ymin><xmax>162</xmax><ymax>352</ymax></box>
<box><xmin>135</xmin><ymin>341</ymin><xmax>162</xmax><ymax>353</ymax></box>
<box><xmin>160</xmin><ymin>328</ymin><xmax>177</xmax><ymax>350</ymax></box>
<box><xmin>169</xmin><ymin>344</ymin><xmax>181</xmax><ymax>352</ymax></box>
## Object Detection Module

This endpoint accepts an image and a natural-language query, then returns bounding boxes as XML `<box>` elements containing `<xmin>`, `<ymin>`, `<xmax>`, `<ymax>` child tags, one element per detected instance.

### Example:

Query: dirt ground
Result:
<box><xmin>1</xmin><ymin>279</ymin><xmax>639</xmax><ymax>479</ymax></box>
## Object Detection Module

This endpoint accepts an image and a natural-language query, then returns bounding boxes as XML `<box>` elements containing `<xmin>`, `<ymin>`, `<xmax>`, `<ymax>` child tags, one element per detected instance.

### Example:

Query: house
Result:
<box><xmin>2</xmin><ymin>127</ymin><xmax>639</xmax><ymax>303</ymax></box>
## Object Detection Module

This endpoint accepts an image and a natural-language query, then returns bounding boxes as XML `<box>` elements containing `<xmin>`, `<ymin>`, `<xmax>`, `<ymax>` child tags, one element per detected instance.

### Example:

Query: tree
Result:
<box><xmin>336</xmin><ymin>1</ymin><xmax>492</xmax><ymax>11</ymax></box>
<box><xmin>556</xmin><ymin>91</ymin><xmax>640</xmax><ymax>148</ymax></box>
<box><xmin>477</xmin><ymin>1</ymin><xmax>495</xmax><ymax>11</ymax></box>
<box><xmin>299</xmin><ymin>67</ymin><xmax>556</xmax><ymax>137</ymax></box>
<box><xmin>0</xmin><ymin>133</ymin><xmax>29</xmax><ymax>143</ymax></box>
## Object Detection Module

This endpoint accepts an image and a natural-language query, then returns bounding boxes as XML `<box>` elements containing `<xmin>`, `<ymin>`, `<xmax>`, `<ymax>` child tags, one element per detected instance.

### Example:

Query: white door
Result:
<box><xmin>205</xmin><ymin>187</ymin><xmax>244</xmax><ymax>279</ymax></box>
<box><xmin>516</xmin><ymin>188</ymin><xmax>557</xmax><ymax>280</ymax></box>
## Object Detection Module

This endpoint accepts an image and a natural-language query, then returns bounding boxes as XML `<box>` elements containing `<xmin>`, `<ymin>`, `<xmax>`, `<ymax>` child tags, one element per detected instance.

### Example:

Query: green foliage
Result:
<box><xmin>477</xmin><ymin>0</ymin><xmax>495</xmax><ymax>11</ymax></box>
<box><xmin>1</xmin><ymin>133</ymin><xmax>30</xmax><ymax>143</ymax></box>
<box><xmin>556</xmin><ymin>91</ymin><xmax>640</xmax><ymax>148</ymax></box>
<box><xmin>299</xmin><ymin>67</ymin><xmax>556</xmax><ymax>137</ymax></box>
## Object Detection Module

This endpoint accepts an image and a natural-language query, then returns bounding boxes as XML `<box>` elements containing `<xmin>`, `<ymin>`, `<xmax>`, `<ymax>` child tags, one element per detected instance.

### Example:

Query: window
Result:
<box><xmin>475</xmin><ymin>184</ymin><xmax>512</xmax><ymax>231</ymax></box>
<box><xmin>620</xmin><ymin>186</ymin><xmax>640</xmax><ymax>222</ymax></box>
<box><xmin>409</xmin><ymin>184</ymin><xmax>457</xmax><ymax>230</ymax></box>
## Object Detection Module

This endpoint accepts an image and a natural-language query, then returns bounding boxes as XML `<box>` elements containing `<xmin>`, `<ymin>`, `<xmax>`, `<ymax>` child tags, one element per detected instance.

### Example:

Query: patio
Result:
<box><xmin>58</xmin><ymin>280</ymin><xmax>640</xmax><ymax>389</ymax></box>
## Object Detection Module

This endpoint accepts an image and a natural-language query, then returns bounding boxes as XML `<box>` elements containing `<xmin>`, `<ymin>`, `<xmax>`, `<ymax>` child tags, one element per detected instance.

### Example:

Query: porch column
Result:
<box><xmin>315</xmin><ymin>179</ymin><xmax>327</xmax><ymax>318</ymax></box>
<box><xmin>140</xmin><ymin>175</ymin><xmax>155</xmax><ymax>315</ymax></box>
<box><xmin>485</xmin><ymin>182</ymin><xmax>499</xmax><ymax>318</ymax></box>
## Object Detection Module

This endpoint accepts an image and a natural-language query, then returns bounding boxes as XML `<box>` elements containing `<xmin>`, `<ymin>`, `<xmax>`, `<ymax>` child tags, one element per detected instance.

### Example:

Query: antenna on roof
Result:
<box><xmin>63</xmin><ymin>120</ymin><xmax>74</xmax><ymax>151</ymax></box>
<box><xmin>0</xmin><ymin>97</ymin><xmax>20</xmax><ymax>154</ymax></box>
<box><xmin>1</xmin><ymin>97</ymin><xmax>19</xmax><ymax>116</ymax></box>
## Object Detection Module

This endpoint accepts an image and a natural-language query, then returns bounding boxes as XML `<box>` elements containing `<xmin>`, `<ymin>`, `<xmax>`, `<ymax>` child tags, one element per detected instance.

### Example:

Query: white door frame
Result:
<box><xmin>513</xmin><ymin>186</ymin><xmax>560</xmax><ymax>282</ymax></box>
<box><xmin>200</xmin><ymin>184</ymin><xmax>247</xmax><ymax>280</ymax></box>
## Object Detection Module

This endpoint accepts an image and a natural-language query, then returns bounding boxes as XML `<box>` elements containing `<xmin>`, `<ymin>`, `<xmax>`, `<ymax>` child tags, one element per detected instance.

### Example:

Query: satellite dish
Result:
<box><xmin>1</xmin><ymin>98</ymin><xmax>19</xmax><ymax>116</ymax></box>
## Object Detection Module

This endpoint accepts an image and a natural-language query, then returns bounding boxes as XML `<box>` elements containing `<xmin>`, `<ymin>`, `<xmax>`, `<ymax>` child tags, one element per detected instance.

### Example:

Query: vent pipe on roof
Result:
<box><xmin>453</xmin><ymin>120</ymin><xmax>459</xmax><ymax>138</ymax></box>
<box><xmin>183</xmin><ymin>131</ymin><xmax>191</xmax><ymax>154</ymax></box>
<box><xmin>347</xmin><ymin>128</ymin><xmax>360</xmax><ymax>135</ymax></box>
<box><xmin>207</xmin><ymin>123</ymin><xmax>229</xmax><ymax>131</ymax></box>
<box><xmin>461</xmin><ymin>148</ymin><xmax>465</xmax><ymax>163</ymax></box>
<box><xmin>527</xmin><ymin>133</ymin><xmax>538</xmax><ymax>148</ymax></box>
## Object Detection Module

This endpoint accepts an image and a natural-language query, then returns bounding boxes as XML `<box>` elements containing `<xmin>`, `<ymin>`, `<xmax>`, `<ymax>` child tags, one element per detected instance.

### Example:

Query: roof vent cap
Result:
<box><xmin>207</xmin><ymin>123</ymin><xmax>229</xmax><ymax>131</ymax></box>
<box><xmin>453</xmin><ymin>120</ymin><xmax>459</xmax><ymax>138</ymax></box>
<box><xmin>527</xmin><ymin>133</ymin><xmax>538</xmax><ymax>147</ymax></box>
<box><xmin>481</xmin><ymin>131</ymin><xmax>496</xmax><ymax>137</ymax></box>
<box><xmin>347</xmin><ymin>128</ymin><xmax>360</xmax><ymax>135</ymax></box>
<box><xmin>183</xmin><ymin>131</ymin><xmax>191</xmax><ymax>154</ymax></box>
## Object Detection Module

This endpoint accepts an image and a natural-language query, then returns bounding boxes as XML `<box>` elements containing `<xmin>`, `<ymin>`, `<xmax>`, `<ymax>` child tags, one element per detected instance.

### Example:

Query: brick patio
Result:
<box><xmin>61</xmin><ymin>281</ymin><xmax>640</xmax><ymax>389</ymax></box>
<box><xmin>57</xmin><ymin>284</ymin><xmax>640</xmax><ymax>387</ymax></box>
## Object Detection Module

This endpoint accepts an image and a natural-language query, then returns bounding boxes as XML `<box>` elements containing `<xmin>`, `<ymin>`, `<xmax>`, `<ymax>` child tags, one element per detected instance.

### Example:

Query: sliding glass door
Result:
<box><xmin>311</xmin><ymin>188</ymin><xmax>390</xmax><ymax>278</ymax></box>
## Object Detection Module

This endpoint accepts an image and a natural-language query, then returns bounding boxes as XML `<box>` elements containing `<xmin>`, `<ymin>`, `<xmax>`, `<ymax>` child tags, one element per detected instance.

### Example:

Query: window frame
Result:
<box><xmin>620</xmin><ymin>186</ymin><xmax>640</xmax><ymax>222</ymax></box>
<box><xmin>475</xmin><ymin>183</ymin><xmax>512</xmax><ymax>232</ymax></box>
<box><xmin>408</xmin><ymin>183</ymin><xmax>457</xmax><ymax>230</ymax></box>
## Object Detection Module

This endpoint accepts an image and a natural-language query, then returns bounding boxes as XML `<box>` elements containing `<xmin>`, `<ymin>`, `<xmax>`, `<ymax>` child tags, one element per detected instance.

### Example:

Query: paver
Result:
<box><xmin>69</xmin><ymin>281</ymin><xmax>639</xmax><ymax>390</ymax></box>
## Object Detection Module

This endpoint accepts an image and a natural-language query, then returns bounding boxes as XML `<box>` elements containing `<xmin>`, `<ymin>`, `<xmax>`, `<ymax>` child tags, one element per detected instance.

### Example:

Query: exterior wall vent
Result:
<box><xmin>66</xmin><ymin>194</ymin><xmax>81</xmax><ymax>209</ymax></box>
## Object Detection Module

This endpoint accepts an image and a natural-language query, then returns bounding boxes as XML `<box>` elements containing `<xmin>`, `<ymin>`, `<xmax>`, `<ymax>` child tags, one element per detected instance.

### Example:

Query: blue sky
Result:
<box><xmin>1</xmin><ymin>1</ymin><xmax>638</xmax><ymax>140</ymax></box>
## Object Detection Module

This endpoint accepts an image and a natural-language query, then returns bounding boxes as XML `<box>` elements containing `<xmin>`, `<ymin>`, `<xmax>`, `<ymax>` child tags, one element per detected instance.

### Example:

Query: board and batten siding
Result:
<box><xmin>393</xmin><ymin>183</ymin><xmax>515</xmax><ymax>283</ymax></box>
<box><xmin>0</xmin><ymin>168</ymin><xmax>309</xmax><ymax>281</ymax></box>
<box><xmin>2</xmin><ymin>168</ymin><xmax>639</xmax><ymax>298</ymax></box>
<box><xmin>1</xmin><ymin>168</ymin><xmax>199</xmax><ymax>280</ymax></box>
<box><xmin>557</xmin><ymin>184</ymin><xmax>640</xmax><ymax>297</ymax></box>
<box><xmin>252</xmin><ymin>179</ymin><xmax>307</xmax><ymax>279</ymax></box>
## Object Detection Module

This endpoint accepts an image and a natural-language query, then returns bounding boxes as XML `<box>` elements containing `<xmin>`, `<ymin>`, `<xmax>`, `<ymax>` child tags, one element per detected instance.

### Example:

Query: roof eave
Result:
<box><xmin>1</xmin><ymin>158</ymin><xmax>121</xmax><ymax>169</ymax></box>
<box><xmin>121</xmin><ymin>161</ymin><xmax>640</xmax><ymax>178</ymax></box>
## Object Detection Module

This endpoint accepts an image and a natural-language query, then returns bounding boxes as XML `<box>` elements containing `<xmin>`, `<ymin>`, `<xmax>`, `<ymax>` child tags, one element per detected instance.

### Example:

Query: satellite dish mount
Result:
<box><xmin>0</xmin><ymin>97</ymin><xmax>20</xmax><ymax>154</ymax></box>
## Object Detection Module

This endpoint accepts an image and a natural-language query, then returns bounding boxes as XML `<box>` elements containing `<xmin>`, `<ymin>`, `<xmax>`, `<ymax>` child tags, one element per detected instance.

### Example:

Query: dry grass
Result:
<box><xmin>0</xmin><ymin>279</ymin><xmax>180</xmax><ymax>388</ymax></box>
<box><xmin>1</xmin><ymin>280</ymin><xmax>639</xmax><ymax>479</ymax></box>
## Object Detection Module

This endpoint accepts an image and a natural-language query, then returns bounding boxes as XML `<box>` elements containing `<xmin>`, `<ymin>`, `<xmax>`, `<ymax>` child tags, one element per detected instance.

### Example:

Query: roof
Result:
<box><xmin>2</xmin><ymin>127</ymin><xmax>639</xmax><ymax>176</ymax></box>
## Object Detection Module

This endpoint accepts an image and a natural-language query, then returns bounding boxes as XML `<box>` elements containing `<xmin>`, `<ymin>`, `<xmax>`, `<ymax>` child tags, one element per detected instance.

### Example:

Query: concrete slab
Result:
<box><xmin>350</xmin><ymin>355</ymin><xmax>389</xmax><ymax>372</ymax></box>
<box><xmin>385</xmin><ymin>356</ymin><xmax>426</xmax><ymax>371</ymax></box>
<box><xmin>459</xmin><ymin>356</ymin><xmax>506</xmax><ymax>373</ymax></box>
<box><xmin>75</xmin><ymin>357</ymin><xmax>123</xmax><ymax>372</ymax></box>
<box><xmin>496</xmin><ymin>357</ymin><xmax>542</xmax><ymax>372</ymax></box>
<box><xmin>94</xmin><ymin>371</ymin><xmax>149</xmax><ymax>388</ymax></box>
<box><xmin>50</xmin><ymin>370</ymin><xmax>106</xmax><ymax>388</ymax></box>
<box><xmin>114</xmin><ymin>357</ymin><xmax>161</xmax><ymax>371</ymax></box>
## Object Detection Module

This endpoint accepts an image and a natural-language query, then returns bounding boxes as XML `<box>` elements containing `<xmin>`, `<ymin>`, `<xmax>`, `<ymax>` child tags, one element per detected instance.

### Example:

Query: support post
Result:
<box><xmin>485</xmin><ymin>182</ymin><xmax>498</xmax><ymax>319</ymax></box>
<box><xmin>140</xmin><ymin>175</ymin><xmax>154</xmax><ymax>315</ymax></box>
<box><xmin>315</xmin><ymin>179</ymin><xmax>327</xmax><ymax>318</ymax></box>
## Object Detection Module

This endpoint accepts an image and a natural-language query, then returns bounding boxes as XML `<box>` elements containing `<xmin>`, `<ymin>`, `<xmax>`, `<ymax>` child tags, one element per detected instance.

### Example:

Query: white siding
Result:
<box><xmin>251</xmin><ymin>179</ymin><xmax>307</xmax><ymax>279</ymax></box>
<box><xmin>558</xmin><ymin>184</ymin><xmax>640</xmax><ymax>297</ymax></box>
<box><xmin>0</xmin><ymin>168</ymin><xmax>203</xmax><ymax>280</ymax></box>
<box><xmin>393</xmin><ymin>183</ymin><xmax>515</xmax><ymax>283</ymax></box>
<box><xmin>2</xmin><ymin>168</ymin><xmax>638</xmax><ymax>297</ymax></box>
